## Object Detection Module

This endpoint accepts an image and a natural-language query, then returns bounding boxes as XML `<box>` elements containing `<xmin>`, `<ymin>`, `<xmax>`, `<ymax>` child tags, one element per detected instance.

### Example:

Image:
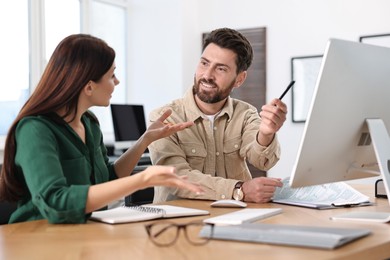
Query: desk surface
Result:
<box><xmin>1</xmin><ymin>184</ymin><xmax>390</xmax><ymax>260</ymax></box>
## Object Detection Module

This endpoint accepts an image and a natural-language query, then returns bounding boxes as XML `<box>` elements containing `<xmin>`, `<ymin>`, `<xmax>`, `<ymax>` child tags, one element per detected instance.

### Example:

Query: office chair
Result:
<box><xmin>0</xmin><ymin>201</ymin><xmax>17</xmax><ymax>224</ymax></box>
<box><xmin>0</xmin><ymin>164</ymin><xmax>17</xmax><ymax>224</ymax></box>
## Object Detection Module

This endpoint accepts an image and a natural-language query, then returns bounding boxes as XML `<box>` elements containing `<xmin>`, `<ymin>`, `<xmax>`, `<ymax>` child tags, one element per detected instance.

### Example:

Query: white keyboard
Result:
<box><xmin>203</xmin><ymin>208</ymin><xmax>282</xmax><ymax>225</ymax></box>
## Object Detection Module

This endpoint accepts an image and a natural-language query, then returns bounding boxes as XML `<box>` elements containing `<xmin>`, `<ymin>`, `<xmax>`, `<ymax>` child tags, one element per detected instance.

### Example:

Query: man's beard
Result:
<box><xmin>192</xmin><ymin>77</ymin><xmax>235</xmax><ymax>104</ymax></box>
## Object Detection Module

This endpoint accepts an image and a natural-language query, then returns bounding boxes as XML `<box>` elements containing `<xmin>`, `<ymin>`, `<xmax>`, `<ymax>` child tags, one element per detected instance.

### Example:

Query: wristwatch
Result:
<box><xmin>232</xmin><ymin>181</ymin><xmax>244</xmax><ymax>201</ymax></box>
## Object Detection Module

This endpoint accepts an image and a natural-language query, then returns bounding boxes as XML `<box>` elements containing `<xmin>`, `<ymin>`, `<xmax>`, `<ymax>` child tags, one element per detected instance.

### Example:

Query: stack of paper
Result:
<box><xmin>272</xmin><ymin>178</ymin><xmax>372</xmax><ymax>209</ymax></box>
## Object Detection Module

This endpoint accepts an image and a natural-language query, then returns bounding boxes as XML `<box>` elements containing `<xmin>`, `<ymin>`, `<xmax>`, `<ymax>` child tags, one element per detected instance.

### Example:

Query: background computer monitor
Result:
<box><xmin>289</xmin><ymin>38</ymin><xmax>390</xmax><ymax>189</ymax></box>
<box><xmin>110</xmin><ymin>104</ymin><xmax>147</xmax><ymax>152</ymax></box>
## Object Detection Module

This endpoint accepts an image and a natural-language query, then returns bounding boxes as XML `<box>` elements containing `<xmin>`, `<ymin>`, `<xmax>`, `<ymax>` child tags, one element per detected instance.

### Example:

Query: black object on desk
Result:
<box><xmin>107</xmin><ymin>151</ymin><xmax>154</xmax><ymax>205</ymax></box>
<box><xmin>375</xmin><ymin>179</ymin><xmax>387</xmax><ymax>198</ymax></box>
<box><xmin>125</xmin><ymin>165</ymin><xmax>154</xmax><ymax>205</ymax></box>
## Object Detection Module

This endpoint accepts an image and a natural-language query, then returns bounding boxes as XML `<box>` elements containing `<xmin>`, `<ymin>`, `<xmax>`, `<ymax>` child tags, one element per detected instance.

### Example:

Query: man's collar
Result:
<box><xmin>183</xmin><ymin>88</ymin><xmax>234</xmax><ymax>122</ymax></box>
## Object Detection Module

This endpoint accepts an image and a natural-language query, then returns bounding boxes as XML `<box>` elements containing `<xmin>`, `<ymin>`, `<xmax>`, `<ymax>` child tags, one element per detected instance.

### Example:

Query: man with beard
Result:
<box><xmin>148</xmin><ymin>28</ymin><xmax>286</xmax><ymax>204</ymax></box>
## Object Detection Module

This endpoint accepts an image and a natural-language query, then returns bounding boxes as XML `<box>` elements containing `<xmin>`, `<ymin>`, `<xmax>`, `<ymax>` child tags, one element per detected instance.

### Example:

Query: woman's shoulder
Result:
<box><xmin>14</xmin><ymin>116</ymin><xmax>60</xmax><ymax>143</ymax></box>
<box><xmin>18</xmin><ymin>115</ymin><xmax>54</xmax><ymax>127</ymax></box>
<box><xmin>16</xmin><ymin>115</ymin><xmax>63</xmax><ymax>134</ymax></box>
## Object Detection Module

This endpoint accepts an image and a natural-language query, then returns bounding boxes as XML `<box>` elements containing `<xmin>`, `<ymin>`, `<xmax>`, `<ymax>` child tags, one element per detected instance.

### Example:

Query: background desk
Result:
<box><xmin>1</xmin><ymin>184</ymin><xmax>390</xmax><ymax>260</ymax></box>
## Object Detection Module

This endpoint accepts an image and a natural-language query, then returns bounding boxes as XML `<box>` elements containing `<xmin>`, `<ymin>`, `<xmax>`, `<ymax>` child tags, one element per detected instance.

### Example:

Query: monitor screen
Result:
<box><xmin>110</xmin><ymin>104</ymin><xmax>147</xmax><ymax>151</ymax></box>
<box><xmin>289</xmin><ymin>38</ymin><xmax>390</xmax><ymax>188</ymax></box>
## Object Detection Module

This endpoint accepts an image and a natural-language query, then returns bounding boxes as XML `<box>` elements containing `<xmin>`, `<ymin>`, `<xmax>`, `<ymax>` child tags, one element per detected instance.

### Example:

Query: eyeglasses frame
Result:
<box><xmin>144</xmin><ymin>220</ymin><xmax>215</xmax><ymax>247</ymax></box>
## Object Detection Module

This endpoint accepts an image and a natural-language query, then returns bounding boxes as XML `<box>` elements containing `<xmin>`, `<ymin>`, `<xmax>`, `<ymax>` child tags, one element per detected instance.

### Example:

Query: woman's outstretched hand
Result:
<box><xmin>145</xmin><ymin>109</ymin><xmax>194</xmax><ymax>142</ymax></box>
<box><xmin>140</xmin><ymin>165</ymin><xmax>203</xmax><ymax>194</ymax></box>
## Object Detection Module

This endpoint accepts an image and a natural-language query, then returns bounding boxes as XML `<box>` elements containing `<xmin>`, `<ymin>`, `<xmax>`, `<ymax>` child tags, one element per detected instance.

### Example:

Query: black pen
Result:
<box><xmin>278</xmin><ymin>80</ymin><xmax>295</xmax><ymax>100</ymax></box>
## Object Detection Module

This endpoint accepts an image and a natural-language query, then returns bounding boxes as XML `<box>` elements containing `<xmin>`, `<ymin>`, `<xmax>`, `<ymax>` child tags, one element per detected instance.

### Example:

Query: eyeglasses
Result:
<box><xmin>144</xmin><ymin>221</ymin><xmax>215</xmax><ymax>247</ymax></box>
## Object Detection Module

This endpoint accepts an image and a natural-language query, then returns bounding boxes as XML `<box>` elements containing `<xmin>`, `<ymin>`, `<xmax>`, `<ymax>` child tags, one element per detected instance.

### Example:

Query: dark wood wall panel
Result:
<box><xmin>231</xmin><ymin>28</ymin><xmax>266</xmax><ymax>113</ymax></box>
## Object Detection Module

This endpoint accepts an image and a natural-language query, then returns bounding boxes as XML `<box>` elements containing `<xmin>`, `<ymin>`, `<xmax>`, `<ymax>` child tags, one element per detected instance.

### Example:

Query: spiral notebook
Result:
<box><xmin>90</xmin><ymin>205</ymin><xmax>209</xmax><ymax>224</ymax></box>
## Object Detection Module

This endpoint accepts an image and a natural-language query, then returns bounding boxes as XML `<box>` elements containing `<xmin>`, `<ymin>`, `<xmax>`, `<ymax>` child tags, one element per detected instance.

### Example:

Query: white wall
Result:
<box><xmin>126</xmin><ymin>0</ymin><xmax>184</xmax><ymax>116</ymax></box>
<box><xmin>127</xmin><ymin>0</ymin><xmax>390</xmax><ymax>181</ymax></box>
<box><xmin>3</xmin><ymin>0</ymin><xmax>385</xmax><ymax>177</ymax></box>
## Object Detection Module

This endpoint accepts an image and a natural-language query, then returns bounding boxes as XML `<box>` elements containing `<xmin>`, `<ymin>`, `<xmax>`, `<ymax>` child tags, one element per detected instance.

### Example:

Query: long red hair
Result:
<box><xmin>0</xmin><ymin>34</ymin><xmax>115</xmax><ymax>201</ymax></box>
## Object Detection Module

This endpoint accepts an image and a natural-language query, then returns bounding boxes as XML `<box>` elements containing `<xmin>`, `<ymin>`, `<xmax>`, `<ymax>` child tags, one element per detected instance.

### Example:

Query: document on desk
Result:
<box><xmin>272</xmin><ymin>178</ymin><xmax>372</xmax><ymax>209</ymax></box>
<box><xmin>199</xmin><ymin>223</ymin><xmax>371</xmax><ymax>249</ymax></box>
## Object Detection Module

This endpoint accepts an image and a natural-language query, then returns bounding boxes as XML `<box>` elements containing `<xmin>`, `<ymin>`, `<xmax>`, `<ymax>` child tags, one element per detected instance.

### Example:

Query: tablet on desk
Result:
<box><xmin>199</xmin><ymin>223</ymin><xmax>371</xmax><ymax>249</ymax></box>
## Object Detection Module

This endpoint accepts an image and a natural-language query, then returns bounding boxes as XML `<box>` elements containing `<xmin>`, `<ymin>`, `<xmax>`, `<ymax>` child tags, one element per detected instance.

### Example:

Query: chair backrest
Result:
<box><xmin>0</xmin><ymin>164</ymin><xmax>17</xmax><ymax>224</ymax></box>
<box><xmin>0</xmin><ymin>201</ymin><xmax>17</xmax><ymax>224</ymax></box>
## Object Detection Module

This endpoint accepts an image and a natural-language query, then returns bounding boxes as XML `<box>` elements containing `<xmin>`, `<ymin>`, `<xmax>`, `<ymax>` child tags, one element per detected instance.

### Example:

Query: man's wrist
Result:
<box><xmin>257</xmin><ymin>131</ymin><xmax>274</xmax><ymax>147</ymax></box>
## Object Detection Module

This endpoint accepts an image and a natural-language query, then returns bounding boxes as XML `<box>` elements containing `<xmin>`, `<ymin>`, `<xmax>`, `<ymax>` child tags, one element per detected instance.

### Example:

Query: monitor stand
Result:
<box><xmin>331</xmin><ymin>118</ymin><xmax>390</xmax><ymax>222</ymax></box>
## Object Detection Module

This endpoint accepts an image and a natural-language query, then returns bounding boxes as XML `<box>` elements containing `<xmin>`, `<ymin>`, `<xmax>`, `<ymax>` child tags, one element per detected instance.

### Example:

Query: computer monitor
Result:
<box><xmin>289</xmin><ymin>39</ymin><xmax>390</xmax><ymax>195</ymax></box>
<box><xmin>110</xmin><ymin>104</ymin><xmax>147</xmax><ymax>151</ymax></box>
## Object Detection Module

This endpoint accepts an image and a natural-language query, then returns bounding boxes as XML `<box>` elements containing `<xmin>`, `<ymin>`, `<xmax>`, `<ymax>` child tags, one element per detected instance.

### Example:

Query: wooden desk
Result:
<box><xmin>1</xmin><ymin>185</ymin><xmax>390</xmax><ymax>260</ymax></box>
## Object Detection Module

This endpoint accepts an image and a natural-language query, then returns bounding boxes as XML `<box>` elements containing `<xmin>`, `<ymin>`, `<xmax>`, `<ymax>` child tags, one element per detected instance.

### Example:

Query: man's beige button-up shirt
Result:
<box><xmin>149</xmin><ymin>89</ymin><xmax>281</xmax><ymax>202</ymax></box>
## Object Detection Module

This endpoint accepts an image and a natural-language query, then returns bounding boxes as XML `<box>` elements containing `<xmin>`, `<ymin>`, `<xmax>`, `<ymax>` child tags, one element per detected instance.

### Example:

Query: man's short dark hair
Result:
<box><xmin>203</xmin><ymin>28</ymin><xmax>253</xmax><ymax>73</ymax></box>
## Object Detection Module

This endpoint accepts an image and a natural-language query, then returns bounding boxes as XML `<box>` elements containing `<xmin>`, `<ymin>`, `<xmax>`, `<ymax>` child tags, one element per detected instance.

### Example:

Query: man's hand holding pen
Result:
<box><xmin>257</xmin><ymin>81</ymin><xmax>293</xmax><ymax>146</ymax></box>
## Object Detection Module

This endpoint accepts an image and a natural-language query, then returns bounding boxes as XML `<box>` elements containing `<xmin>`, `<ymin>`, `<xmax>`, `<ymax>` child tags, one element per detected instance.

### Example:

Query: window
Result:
<box><xmin>45</xmin><ymin>0</ymin><xmax>80</xmax><ymax>60</ymax></box>
<box><xmin>0</xmin><ymin>2</ymin><xmax>29</xmax><ymax>138</ymax></box>
<box><xmin>0</xmin><ymin>0</ymin><xmax>129</xmax><ymax>149</ymax></box>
